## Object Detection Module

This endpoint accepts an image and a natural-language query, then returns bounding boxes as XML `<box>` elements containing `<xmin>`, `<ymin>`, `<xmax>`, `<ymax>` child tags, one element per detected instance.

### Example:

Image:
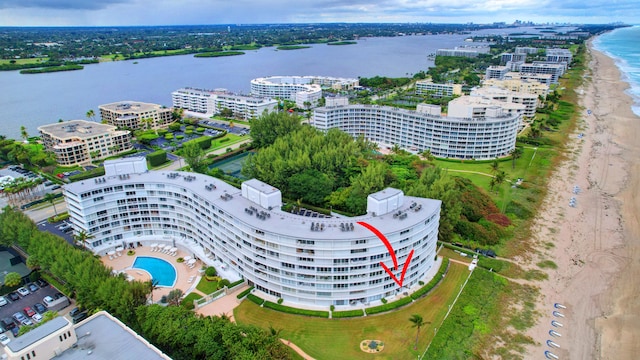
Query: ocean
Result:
<box><xmin>593</xmin><ymin>25</ymin><xmax>640</xmax><ymax>116</ymax></box>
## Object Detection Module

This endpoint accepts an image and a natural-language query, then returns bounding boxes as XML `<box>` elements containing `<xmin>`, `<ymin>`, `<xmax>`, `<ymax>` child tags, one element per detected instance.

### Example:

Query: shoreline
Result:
<box><xmin>523</xmin><ymin>39</ymin><xmax>640</xmax><ymax>359</ymax></box>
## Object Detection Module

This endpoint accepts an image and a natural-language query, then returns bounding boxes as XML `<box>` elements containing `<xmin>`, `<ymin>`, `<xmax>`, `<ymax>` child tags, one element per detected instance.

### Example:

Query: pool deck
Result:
<box><xmin>101</xmin><ymin>245</ymin><xmax>203</xmax><ymax>302</ymax></box>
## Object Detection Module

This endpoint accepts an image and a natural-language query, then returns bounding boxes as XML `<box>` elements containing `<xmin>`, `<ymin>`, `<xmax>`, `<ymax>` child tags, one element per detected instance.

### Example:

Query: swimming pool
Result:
<box><xmin>132</xmin><ymin>256</ymin><xmax>177</xmax><ymax>287</ymax></box>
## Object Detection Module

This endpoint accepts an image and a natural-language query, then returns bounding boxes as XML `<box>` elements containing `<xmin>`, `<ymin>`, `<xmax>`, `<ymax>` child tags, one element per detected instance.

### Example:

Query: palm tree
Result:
<box><xmin>74</xmin><ymin>230</ymin><xmax>94</xmax><ymax>249</ymax></box>
<box><xmin>86</xmin><ymin>109</ymin><xmax>96</xmax><ymax>122</ymax></box>
<box><xmin>494</xmin><ymin>171</ymin><xmax>507</xmax><ymax>193</ymax></box>
<box><xmin>490</xmin><ymin>159</ymin><xmax>499</xmax><ymax>174</ymax></box>
<box><xmin>409</xmin><ymin>314</ymin><xmax>429</xmax><ymax>350</ymax></box>
<box><xmin>20</xmin><ymin>126</ymin><xmax>29</xmax><ymax>142</ymax></box>
<box><xmin>510</xmin><ymin>146</ymin><xmax>523</xmax><ymax>169</ymax></box>
<box><xmin>44</xmin><ymin>192</ymin><xmax>58</xmax><ymax>216</ymax></box>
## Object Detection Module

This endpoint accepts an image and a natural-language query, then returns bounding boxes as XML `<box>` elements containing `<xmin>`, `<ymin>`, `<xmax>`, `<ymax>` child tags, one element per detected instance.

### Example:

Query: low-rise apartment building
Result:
<box><xmin>99</xmin><ymin>101</ymin><xmax>174</xmax><ymax>130</ymax></box>
<box><xmin>250</xmin><ymin>76</ymin><xmax>358</xmax><ymax>108</ymax></box>
<box><xmin>470</xmin><ymin>86</ymin><xmax>539</xmax><ymax>118</ymax></box>
<box><xmin>482</xmin><ymin>78</ymin><xmax>549</xmax><ymax>98</ymax></box>
<box><xmin>38</xmin><ymin>120</ymin><xmax>132</xmax><ymax>166</ymax></box>
<box><xmin>415</xmin><ymin>80</ymin><xmax>462</xmax><ymax>97</ymax></box>
<box><xmin>172</xmin><ymin>88</ymin><xmax>278</xmax><ymax>120</ymax></box>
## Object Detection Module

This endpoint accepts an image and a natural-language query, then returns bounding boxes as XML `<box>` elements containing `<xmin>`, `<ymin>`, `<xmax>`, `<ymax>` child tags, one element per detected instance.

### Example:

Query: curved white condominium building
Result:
<box><xmin>64</xmin><ymin>159</ymin><xmax>441</xmax><ymax>307</ymax></box>
<box><xmin>313</xmin><ymin>104</ymin><xmax>521</xmax><ymax>159</ymax></box>
<box><xmin>250</xmin><ymin>76</ymin><xmax>358</xmax><ymax>108</ymax></box>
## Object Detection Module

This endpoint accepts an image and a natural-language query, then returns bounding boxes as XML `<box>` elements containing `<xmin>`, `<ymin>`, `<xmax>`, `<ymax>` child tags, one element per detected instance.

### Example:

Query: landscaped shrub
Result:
<box><xmin>146</xmin><ymin>150</ymin><xmax>167</xmax><ymax>167</ymax></box>
<box><xmin>247</xmin><ymin>293</ymin><xmax>264</xmax><ymax>305</ymax></box>
<box><xmin>164</xmin><ymin>133</ymin><xmax>174</xmax><ymax>140</ymax></box>
<box><xmin>365</xmin><ymin>296</ymin><xmax>413</xmax><ymax>315</ymax></box>
<box><xmin>236</xmin><ymin>287</ymin><xmax>253</xmax><ymax>299</ymax></box>
<box><xmin>229</xmin><ymin>279</ymin><xmax>244</xmax><ymax>288</ymax></box>
<box><xmin>330</xmin><ymin>305</ymin><xmax>335</xmax><ymax>311</ymax></box>
<box><xmin>262</xmin><ymin>301</ymin><xmax>329</xmax><ymax>318</ymax></box>
<box><xmin>196</xmin><ymin>127</ymin><xmax>205</xmax><ymax>133</ymax></box>
<box><xmin>380</xmin><ymin>298</ymin><xmax>387</xmax><ymax>304</ymax></box>
<box><xmin>410</xmin><ymin>258</ymin><xmax>450</xmax><ymax>300</ymax></box>
<box><xmin>332</xmin><ymin>309</ymin><xmax>364</xmax><ymax>318</ymax></box>
<box><xmin>176</xmin><ymin>135</ymin><xmax>184</xmax><ymax>140</ymax></box>
<box><xmin>277</xmin><ymin>298</ymin><xmax>283</xmax><ymax>304</ymax></box>
<box><xmin>68</xmin><ymin>167</ymin><xmax>105</xmax><ymax>181</ymax></box>
<box><xmin>219</xmin><ymin>278</ymin><xmax>230</xmax><ymax>288</ymax></box>
<box><xmin>205</xmin><ymin>266</ymin><xmax>217</xmax><ymax>277</ymax></box>
<box><xmin>184</xmin><ymin>136</ymin><xmax>212</xmax><ymax>150</ymax></box>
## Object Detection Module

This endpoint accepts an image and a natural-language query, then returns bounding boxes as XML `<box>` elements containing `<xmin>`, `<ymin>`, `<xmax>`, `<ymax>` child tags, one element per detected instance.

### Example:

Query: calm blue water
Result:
<box><xmin>593</xmin><ymin>25</ymin><xmax>640</xmax><ymax>116</ymax></box>
<box><xmin>132</xmin><ymin>256</ymin><xmax>177</xmax><ymax>287</ymax></box>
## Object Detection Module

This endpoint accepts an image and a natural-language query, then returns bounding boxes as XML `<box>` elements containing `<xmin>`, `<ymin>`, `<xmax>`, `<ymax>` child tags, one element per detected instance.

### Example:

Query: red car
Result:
<box><xmin>23</xmin><ymin>306</ymin><xmax>35</xmax><ymax>317</ymax></box>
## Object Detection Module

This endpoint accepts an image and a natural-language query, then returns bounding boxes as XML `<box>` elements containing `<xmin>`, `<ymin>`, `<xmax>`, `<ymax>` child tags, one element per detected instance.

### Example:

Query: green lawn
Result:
<box><xmin>234</xmin><ymin>261</ymin><xmax>469</xmax><ymax>360</ymax></box>
<box><xmin>195</xmin><ymin>277</ymin><xmax>219</xmax><ymax>294</ymax></box>
<box><xmin>0</xmin><ymin>58</ymin><xmax>48</xmax><ymax>65</ymax></box>
<box><xmin>209</xmin><ymin>134</ymin><xmax>245</xmax><ymax>151</ymax></box>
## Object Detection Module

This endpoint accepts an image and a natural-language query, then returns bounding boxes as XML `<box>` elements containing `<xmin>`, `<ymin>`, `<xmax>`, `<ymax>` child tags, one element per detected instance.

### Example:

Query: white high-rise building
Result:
<box><xmin>64</xmin><ymin>158</ymin><xmax>441</xmax><ymax>307</ymax></box>
<box><xmin>172</xmin><ymin>88</ymin><xmax>278</xmax><ymax>120</ymax></box>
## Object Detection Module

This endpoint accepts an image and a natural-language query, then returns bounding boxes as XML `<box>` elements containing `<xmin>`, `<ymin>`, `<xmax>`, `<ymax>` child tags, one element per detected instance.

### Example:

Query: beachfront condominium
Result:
<box><xmin>546</xmin><ymin>48</ymin><xmax>573</xmax><ymax>64</ymax></box>
<box><xmin>38</xmin><ymin>120</ymin><xmax>132</xmax><ymax>166</ymax></box>
<box><xmin>415</xmin><ymin>80</ymin><xmax>463</xmax><ymax>97</ymax></box>
<box><xmin>482</xmin><ymin>78</ymin><xmax>549</xmax><ymax>98</ymax></box>
<box><xmin>250</xmin><ymin>76</ymin><xmax>359</xmax><ymax>108</ymax></box>
<box><xmin>485</xmin><ymin>66</ymin><xmax>510</xmax><ymax>80</ymax></box>
<box><xmin>171</xmin><ymin>87</ymin><xmax>278</xmax><ymax>120</ymax></box>
<box><xmin>312</xmin><ymin>99</ymin><xmax>522</xmax><ymax>160</ymax></box>
<box><xmin>435</xmin><ymin>48</ymin><xmax>488</xmax><ymax>58</ymax></box>
<box><xmin>63</xmin><ymin>158</ymin><xmax>441</xmax><ymax>307</ymax></box>
<box><xmin>517</xmin><ymin>62</ymin><xmax>566</xmax><ymax>84</ymax></box>
<box><xmin>99</xmin><ymin>101</ymin><xmax>174</xmax><ymax>130</ymax></box>
<box><xmin>470</xmin><ymin>86</ymin><xmax>539</xmax><ymax>118</ymax></box>
<box><xmin>504</xmin><ymin>72</ymin><xmax>554</xmax><ymax>86</ymax></box>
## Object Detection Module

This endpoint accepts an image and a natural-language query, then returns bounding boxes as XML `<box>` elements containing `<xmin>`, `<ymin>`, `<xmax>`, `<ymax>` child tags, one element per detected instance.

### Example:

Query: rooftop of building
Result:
<box><xmin>37</xmin><ymin>120</ymin><xmax>123</xmax><ymax>139</ymax></box>
<box><xmin>5</xmin><ymin>316</ymin><xmax>69</xmax><ymax>353</ymax></box>
<box><xmin>99</xmin><ymin>101</ymin><xmax>168</xmax><ymax>113</ymax></box>
<box><xmin>55</xmin><ymin>312</ymin><xmax>171</xmax><ymax>360</ymax></box>
<box><xmin>65</xmin><ymin>170</ymin><xmax>441</xmax><ymax>240</ymax></box>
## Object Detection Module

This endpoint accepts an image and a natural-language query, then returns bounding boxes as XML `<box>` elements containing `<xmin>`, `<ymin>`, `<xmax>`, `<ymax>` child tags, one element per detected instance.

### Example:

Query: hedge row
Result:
<box><xmin>185</xmin><ymin>136</ymin><xmax>212</xmax><ymax>150</ymax></box>
<box><xmin>331</xmin><ymin>309</ymin><xmax>364</xmax><ymax>318</ymax></box>
<box><xmin>262</xmin><ymin>301</ymin><xmax>329</xmax><ymax>318</ymax></box>
<box><xmin>364</xmin><ymin>296</ymin><xmax>413</xmax><ymax>315</ymax></box>
<box><xmin>410</xmin><ymin>258</ymin><xmax>450</xmax><ymax>300</ymax></box>
<box><xmin>68</xmin><ymin>167</ymin><xmax>105</xmax><ymax>181</ymax></box>
<box><xmin>236</xmin><ymin>287</ymin><xmax>253</xmax><ymax>299</ymax></box>
<box><xmin>146</xmin><ymin>150</ymin><xmax>167</xmax><ymax>167</ymax></box>
<box><xmin>247</xmin><ymin>293</ymin><xmax>264</xmax><ymax>306</ymax></box>
<box><xmin>229</xmin><ymin>279</ymin><xmax>245</xmax><ymax>288</ymax></box>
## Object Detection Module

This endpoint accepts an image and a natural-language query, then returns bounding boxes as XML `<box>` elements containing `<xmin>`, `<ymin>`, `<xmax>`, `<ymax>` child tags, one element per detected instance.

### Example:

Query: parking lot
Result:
<box><xmin>0</xmin><ymin>280</ymin><xmax>68</xmax><ymax>337</ymax></box>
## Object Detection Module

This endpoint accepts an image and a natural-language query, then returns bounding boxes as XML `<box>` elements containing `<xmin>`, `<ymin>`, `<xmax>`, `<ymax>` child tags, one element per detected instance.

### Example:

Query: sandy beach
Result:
<box><xmin>523</xmin><ymin>40</ymin><xmax>640</xmax><ymax>359</ymax></box>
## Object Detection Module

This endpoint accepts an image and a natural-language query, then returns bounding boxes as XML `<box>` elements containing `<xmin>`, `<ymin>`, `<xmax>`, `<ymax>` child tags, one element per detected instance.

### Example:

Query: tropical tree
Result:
<box><xmin>181</xmin><ymin>141</ymin><xmax>205</xmax><ymax>172</ymax></box>
<box><xmin>490</xmin><ymin>159</ymin><xmax>499</xmax><ymax>174</ymax></box>
<box><xmin>166</xmin><ymin>289</ymin><xmax>184</xmax><ymax>306</ymax></box>
<box><xmin>26</xmin><ymin>256</ymin><xmax>40</xmax><ymax>270</ymax></box>
<box><xmin>86</xmin><ymin>109</ymin><xmax>96</xmax><ymax>122</ymax></box>
<box><xmin>4</xmin><ymin>272</ymin><xmax>22</xmax><ymax>287</ymax></box>
<box><xmin>409</xmin><ymin>314</ymin><xmax>429</xmax><ymax>350</ymax></box>
<box><xmin>74</xmin><ymin>230</ymin><xmax>94</xmax><ymax>249</ymax></box>
<box><xmin>421</xmin><ymin>149</ymin><xmax>435</xmax><ymax>162</ymax></box>
<box><xmin>43</xmin><ymin>192</ymin><xmax>59</xmax><ymax>216</ymax></box>
<box><xmin>494</xmin><ymin>170</ymin><xmax>507</xmax><ymax>193</ymax></box>
<box><xmin>510</xmin><ymin>146</ymin><xmax>523</xmax><ymax>169</ymax></box>
<box><xmin>20</xmin><ymin>126</ymin><xmax>29</xmax><ymax>142</ymax></box>
<box><xmin>141</xmin><ymin>117</ymin><xmax>154</xmax><ymax>131</ymax></box>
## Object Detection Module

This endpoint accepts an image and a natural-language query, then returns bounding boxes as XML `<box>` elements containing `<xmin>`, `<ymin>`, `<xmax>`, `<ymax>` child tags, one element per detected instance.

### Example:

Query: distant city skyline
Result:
<box><xmin>0</xmin><ymin>0</ymin><xmax>637</xmax><ymax>27</ymax></box>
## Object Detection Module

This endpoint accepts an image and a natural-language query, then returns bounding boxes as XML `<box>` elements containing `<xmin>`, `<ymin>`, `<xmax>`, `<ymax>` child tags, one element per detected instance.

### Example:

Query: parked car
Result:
<box><xmin>23</xmin><ymin>307</ymin><xmax>35</xmax><ymax>317</ymax></box>
<box><xmin>35</xmin><ymin>279</ymin><xmax>49</xmax><ymax>288</ymax></box>
<box><xmin>0</xmin><ymin>296</ymin><xmax>7</xmax><ymax>307</ymax></box>
<box><xmin>53</xmin><ymin>292</ymin><xmax>64</xmax><ymax>300</ymax></box>
<box><xmin>10</xmin><ymin>327</ymin><xmax>18</xmax><ymax>337</ymax></box>
<box><xmin>16</xmin><ymin>287</ymin><xmax>30</xmax><ymax>297</ymax></box>
<box><xmin>20</xmin><ymin>318</ymin><xmax>33</xmax><ymax>326</ymax></box>
<box><xmin>27</xmin><ymin>283</ymin><xmax>39</xmax><ymax>293</ymax></box>
<box><xmin>72</xmin><ymin>312</ymin><xmax>88</xmax><ymax>324</ymax></box>
<box><xmin>12</xmin><ymin>312</ymin><xmax>26</xmax><ymax>324</ymax></box>
<box><xmin>0</xmin><ymin>334</ymin><xmax>10</xmax><ymax>345</ymax></box>
<box><xmin>8</xmin><ymin>293</ymin><xmax>19</xmax><ymax>302</ymax></box>
<box><xmin>33</xmin><ymin>303</ymin><xmax>46</xmax><ymax>314</ymax></box>
<box><xmin>31</xmin><ymin>314</ymin><xmax>42</xmax><ymax>323</ymax></box>
<box><xmin>69</xmin><ymin>307</ymin><xmax>81</xmax><ymax>317</ymax></box>
<box><xmin>0</xmin><ymin>317</ymin><xmax>15</xmax><ymax>331</ymax></box>
<box><xmin>43</xmin><ymin>296</ymin><xmax>54</xmax><ymax>306</ymax></box>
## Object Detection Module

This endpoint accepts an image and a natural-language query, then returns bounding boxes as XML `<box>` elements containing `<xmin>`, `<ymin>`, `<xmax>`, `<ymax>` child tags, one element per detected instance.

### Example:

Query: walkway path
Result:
<box><xmin>280</xmin><ymin>339</ymin><xmax>316</xmax><ymax>360</ymax></box>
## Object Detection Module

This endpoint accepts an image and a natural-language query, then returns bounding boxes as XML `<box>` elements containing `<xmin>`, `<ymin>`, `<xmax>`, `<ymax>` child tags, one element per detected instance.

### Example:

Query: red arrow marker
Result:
<box><xmin>357</xmin><ymin>221</ymin><xmax>414</xmax><ymax>287</ymax></box>
<box><xmin>357</xmin><ymin>221</ymin><xmax>398</xmax><ymax>270</ymax></box>
<box><xmin>380</xmin><ymin>250</ymin><xmax>414</xmax><ymax>288</ymax></box>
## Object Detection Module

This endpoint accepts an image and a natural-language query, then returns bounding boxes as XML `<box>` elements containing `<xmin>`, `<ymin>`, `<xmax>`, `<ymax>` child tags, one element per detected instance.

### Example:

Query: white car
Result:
<box><xmin>0</xmin><ymin>296</ymin><xmax>7</xmax><ymax>306</ymax></box>
<box><xmin>16</xmin><ymin>287</ymin><xmax>30</xmax><ymax>297</ymax></box>
<box><xmin>31</xmin><ymin>313</ymin><xmax>43</xmax><ymax>323</ymax></box>
<box><xmin>0</xmin><ymin>334</ymin><xmax>10</xmax><ymax>345</ymax></box>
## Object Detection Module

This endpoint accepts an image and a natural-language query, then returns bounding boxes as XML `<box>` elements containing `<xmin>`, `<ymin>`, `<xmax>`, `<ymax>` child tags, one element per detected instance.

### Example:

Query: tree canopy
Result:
<box><xmin>248</xmin><ymin>111</ymin><xmax>302</xmax><ymax>148</ymax></box>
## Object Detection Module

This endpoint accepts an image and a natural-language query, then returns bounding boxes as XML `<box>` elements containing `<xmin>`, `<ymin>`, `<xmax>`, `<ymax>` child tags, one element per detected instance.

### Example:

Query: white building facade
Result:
<box><xmin>470</xmin><ymin>87</ymin><xmax>539</xmax><ymax>118</ymax></box>
<box><xmin>64</xmin><ymin>160</ymin><xmax>441</xmax><ymax>307</ymax></box>
<box><xmin>171</xmin><ymin>88</ymin><xmax>278</xmax><ymax>120</ymax></box>
<box><xmin>313</xmin><ymin>103</ymin><xmax>521</xmax><ymax>159</ymax></box>
<box><xmin>250</xmin><ymin>76</ymin><xmax>358</xmax><ymax>108</ymax></box>
<box><xmin>415</xmin><ymin>80</ymin><xmax>463</xmax><ymax>97</ymax></box>
<box><xmin>99</xmin><ymin>101</ymin><xmax>174</xmax><ymax>130</ymax></box>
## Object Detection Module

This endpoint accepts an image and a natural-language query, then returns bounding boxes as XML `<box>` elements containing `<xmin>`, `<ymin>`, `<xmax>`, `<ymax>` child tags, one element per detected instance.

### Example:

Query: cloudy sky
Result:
<box><xmin>0</xmin><ymin>0</ymin><xmax>637</xmax><ymax>26</ymax></box>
